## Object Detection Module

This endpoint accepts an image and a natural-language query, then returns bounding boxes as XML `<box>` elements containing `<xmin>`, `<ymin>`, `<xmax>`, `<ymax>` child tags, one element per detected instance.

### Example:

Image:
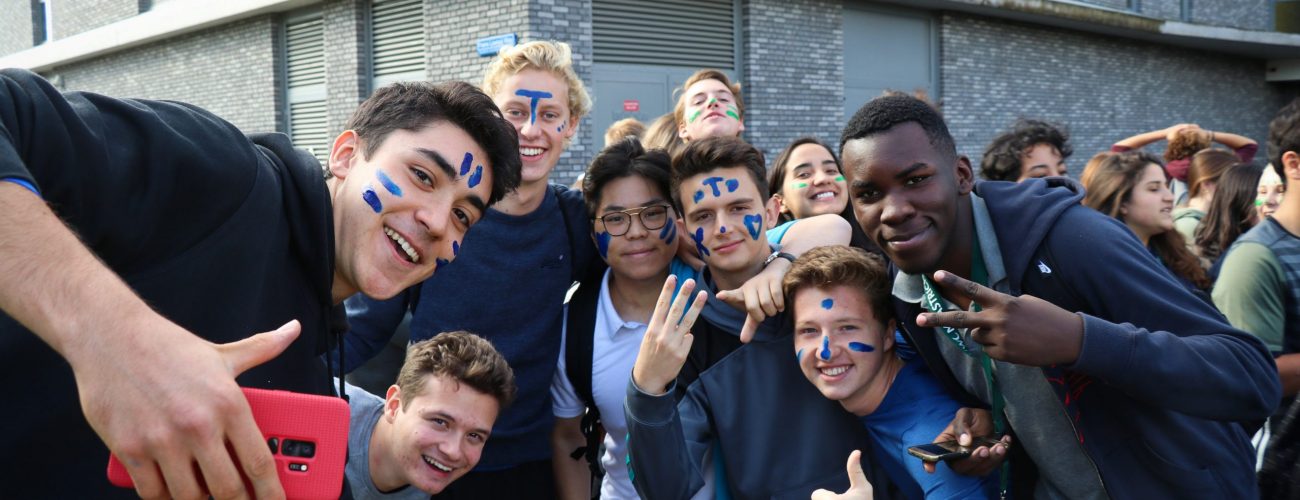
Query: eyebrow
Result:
<box><xmin>603</xmin><ymin>198</ymin><xmax>667</xmax><ymax>212</ymax></box>
<box><xmin>895</xmin><ymin>162</ymin><xmax>928</xmax><ymax>179</ymax></box>
<box><xmin>415</xmin><ymin>148</ymin><xmax>456</xmax><ymax>180</ymax></box>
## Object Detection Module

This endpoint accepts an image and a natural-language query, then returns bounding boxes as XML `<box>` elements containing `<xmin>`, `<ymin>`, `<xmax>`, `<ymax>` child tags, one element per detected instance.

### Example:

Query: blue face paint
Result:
<box><xmin>468</xmin><ymin>165</ymin><xmax>483</xmax><ymax>188</ymax></box>
<box><xmin>459</xmin><ymin>152</ymin><xmax>473</xmax><ymax>176</ymax></box>
<box><xmin>434</xmin><ymin>257</ymin><xmax>450</xmax><ymax>271</ymax></box>
<box><xmin>659</xmin><ymin>220</ymin><xmax>677</xmax><ymax>245</ymax></box>
<box><xmin>743</xmin><ymin>213</ymin><xmax>763</xmax><ymax>240</ymax></box>
<box><xmin>725</xmin><ymin>178</ymin><xmax>739</xmax><ymax>192</ymax></box>
<box><xmin>515</xmin><ymin>89</ymin><xmax>554</xmax><ymax>125</ymax></box>
<box><xmin>848</xmin><ymin>342</ymin><xmax>875</xmax><ymax>353</ymax></box>
<box><xmin>720</xmin><ymin>226</ymin><xmax>727</xmax><ymax>233</ymax></box>
<box><xmin>452</xmin><ymin>240</ymin><xmax>460</xmax><ymax>257</ymax></box>
<box><xmin>820</xmin><ymin>335</ymin><xmax>831</xmax><ymax>361</ymax></box>
<box><xmin>693</xmin><ymin>190</ymin><xmax>705</xmax><ymax>204</ymax></box>
<box><xmin>796</xmin><ymin>348</ymin><xmax>804</xmax><ymax>362</ymax></box>
<box><xmin>557</xmin><ymin>123</ymin><xmax>565</xmax><ymax>133</ymax></box>
<box><xmin>376</xmin><ymin>170</ymin><xmax>402</xmax><ymax>197</ymax></box>
<box><xmin>362</xmin><ymin>186</ymin><xmax>382</xmax><ymax>213</ymax></box>
<box><xmin>595</xmin><ymin>231</ymin><xmax>611</xmax><ymax>259</ymax></box>
<box><xmin>692</xmin><ymin>227</ymin><xmax>711</xmax><ymax>257</ymax></box>
<box><xmin>821</xmin><ymin>298</ymin><xmax>834</xmax><ymax>310</ymax></box>
<box><xmin>702</xmin><ymin>176</ymin><xmax>725</xmax><ymax>197</ymax></box>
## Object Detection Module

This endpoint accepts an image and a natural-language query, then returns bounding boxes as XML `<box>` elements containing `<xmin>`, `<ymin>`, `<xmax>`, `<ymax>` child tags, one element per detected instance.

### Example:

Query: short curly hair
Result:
<box><xmin>979</xmin><ymin>119</ymin><xmax>1072</xmax><ymax>181</ymax></box>
<box><xmin>1164</xmin><ymin>128</ymin><xmax>1211</xmax><ymax>164</ymax></box>
<box><xmin>840</xmin><ymin>94</ymin><xmax>956</xmax><ymax>162</ymax></box>
<box><xmin>397</xmin><ymin>331</ymin><xmax>516</xmax><ymax>411</ymax></box>
<box><xmin>1268</xmin><ymin>97</ymin><xmax>1300</xmax><ymax>183</ymax></box>
<box><xmin>481</xmin><ymin>40</ymin><xmax>593</xmax><ymax>122</ymax></box>
<box><xmin>782</xmin><ymin>245</ymin><xmax>893</xmax><ymax>326</ymax></box>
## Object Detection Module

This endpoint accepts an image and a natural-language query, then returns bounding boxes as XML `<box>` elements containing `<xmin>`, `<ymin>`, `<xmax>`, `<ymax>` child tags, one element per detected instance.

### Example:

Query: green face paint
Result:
<box><xmin>1257</xmin><ymin>199</ymin><xmax>1265</xmax><ymax>206</ymax></box>
<box><xmin>707</xmin><ymin>97</ymin><xmax>718</xmax><ymax>106</ymax></box>
<box><xmin>687</xmin><ymin>109</ymin><xmax>703</xmax><ymax>123</ymax></box>
<box><xmin>726</xmin><ymin>109</ymin><xmax>740</xmax><ymax>120</ymax></box>
<box><xmin>834</xmin><ymin>175</ymin><xmax>844</xmax><ymax>182</ymax></box>
<box><xmin>794</xmin><ymin>182</ymin><xmax>808</xmax><ymax>188</ymax></box>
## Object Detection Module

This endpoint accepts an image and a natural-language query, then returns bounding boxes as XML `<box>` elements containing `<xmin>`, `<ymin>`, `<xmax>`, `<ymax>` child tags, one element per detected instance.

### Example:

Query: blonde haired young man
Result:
<box><xmin>674</xmin><ymin>69</ymin><xmax>745</xmax><ymax>143</ymax></box>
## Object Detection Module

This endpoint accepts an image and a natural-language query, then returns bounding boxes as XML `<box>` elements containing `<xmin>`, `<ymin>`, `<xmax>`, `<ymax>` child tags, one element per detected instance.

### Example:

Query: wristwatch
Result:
<box><xmin>764</xmin><ymin>250</ymin><xmax>796</xmax><ymax>267</ymax></box>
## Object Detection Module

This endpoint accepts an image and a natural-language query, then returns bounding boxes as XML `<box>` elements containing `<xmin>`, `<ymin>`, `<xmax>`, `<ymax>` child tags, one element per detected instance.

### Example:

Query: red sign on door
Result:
<box><xmin>623</xmin><ymin>100</ymin><xmax>640</xmax><ymax>112</ymax></box>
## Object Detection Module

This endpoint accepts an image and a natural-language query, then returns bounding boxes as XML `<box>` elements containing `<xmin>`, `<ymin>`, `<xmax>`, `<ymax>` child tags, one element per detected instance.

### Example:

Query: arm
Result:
<box><xmin>1205</xmin><ymin>129</ymin><xmax>1258</xmax><ymax>157</ymax></box>
<box><xmin>340</xmin><ymin>292</ymin><xmax>411</xmax><ymax>373</ymax></box>
<box><xmin>1212</xmin><ymin>242</ymin><xmax>1285</xmax><ymax>352</ymax></box>
<box><xmin>552</xmin><ymin>416</ymin><xmax>591</xmax><ymax>500</ymax></box>
<box><xmin>625</xmin><ymin>376</ymin><xmax>715</xmax><ymax>500</ymax></box>
<box><xmin>1111</xmin><ymin>124</ymin><xmax>1192</xmax><ymax>150</ymax></box>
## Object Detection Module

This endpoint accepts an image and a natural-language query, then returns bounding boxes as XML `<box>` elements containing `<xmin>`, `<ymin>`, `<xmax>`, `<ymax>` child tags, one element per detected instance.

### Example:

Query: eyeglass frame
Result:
<box><xmin>591</xmin><ymin>204</ymin><xmax>675</xmax><ymax>237</ymax></box>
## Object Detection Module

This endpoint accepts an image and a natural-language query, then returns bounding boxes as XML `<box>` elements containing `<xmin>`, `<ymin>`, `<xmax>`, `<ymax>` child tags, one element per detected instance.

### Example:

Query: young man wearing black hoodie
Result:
<box><xmin>839</xmin><ymin>94</ymin><xmax>1279</xmax><ymax>499</ymax></box>
<box><xmin>0</xmin><ymin>69</ymin><xmax>520</xmax><ymax>498</ymax></box>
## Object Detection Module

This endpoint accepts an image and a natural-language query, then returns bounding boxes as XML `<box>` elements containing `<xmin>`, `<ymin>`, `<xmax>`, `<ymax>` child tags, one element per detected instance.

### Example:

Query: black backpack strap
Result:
<box><xmin>565</xmin><ymin>267</ymin><xmax>606</xmax><ymax>479</ymax></box>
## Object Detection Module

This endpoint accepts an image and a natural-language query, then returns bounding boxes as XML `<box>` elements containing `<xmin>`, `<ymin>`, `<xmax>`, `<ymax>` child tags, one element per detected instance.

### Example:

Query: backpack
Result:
<box><xmin>563</xmin><ymin>268</ymin><xmax>607</xmax><ymax>483</ymax></box>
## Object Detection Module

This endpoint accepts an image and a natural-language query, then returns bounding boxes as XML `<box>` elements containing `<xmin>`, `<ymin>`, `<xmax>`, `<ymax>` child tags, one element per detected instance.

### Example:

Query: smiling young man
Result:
<box><xmin>623</xmin><ymin>136</ymin><xmax>868</xmax><ymax>499</ymax></box>
<box><xmin>0</xmin><ymin>69</ymin><xmax>519</xmax><ymax>498</ymax></box>
<box><xmin>839</xmin><ymin>94</ymin><xmax>1279</xmax><ymax>499</ymax></box>
<box><xmin>675</xmin><ymin>69</ymin><xmax>745</xmax><ymax>143</ymax></box>
<box><xmin>342</xmin><ymin>332</ymin><xmax>515</xmax><ymax>499</ymax></box>
<box><xmin>979</xmin><ymin>119</ymin><xmax>1072</xmax><ymax>182</ymax></box>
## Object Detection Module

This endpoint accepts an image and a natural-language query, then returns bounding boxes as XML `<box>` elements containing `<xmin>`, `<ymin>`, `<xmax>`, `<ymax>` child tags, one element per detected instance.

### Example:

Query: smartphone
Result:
<box><xmin>107</xmin><ymin>387</ymin><xmax>350</xmax><ymax>500</ymax></box>
<box><xmin>907</xmin><ymin>436</ymin><xmax>1006</xmax><ymax>462</ymax></box>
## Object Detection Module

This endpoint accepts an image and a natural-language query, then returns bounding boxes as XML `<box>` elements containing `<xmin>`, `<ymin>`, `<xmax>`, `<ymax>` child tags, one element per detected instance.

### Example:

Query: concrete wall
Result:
<box><xmin>1189</xmin><ymin>0</ymin><xmax>1273</xmax><ymax>31</ymax></box>
<box><xmin>52</xmin><ymin>0</ymin><xmax>139</xmax><ymax>38</ymax></box>
<box><xmin>741</xmin><ymin>0</ymin><xmax>844</xmax><ymax>163</ymax></box>
<box><xmin>45</xmin><ymin>16</ymin><xmax>281</xmax><ymax>133</ymax></box>
<box><xmin>0</xmin><ymin>1</ymin><xmax>36</xmax><ymax>55</ymax></box>
<box><xmin>939</xmin><ymin>12</ymin><xmax>1297</xmax><ymax>178</ymax></box>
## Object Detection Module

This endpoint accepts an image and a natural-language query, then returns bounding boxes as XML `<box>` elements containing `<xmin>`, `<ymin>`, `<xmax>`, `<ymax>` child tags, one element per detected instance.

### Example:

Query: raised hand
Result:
<box><xmin>715</xmin><ymin>258</ymin><xmax>791</xmax><ymax>343</ymax></box>
<box><xmin>630</xmin><ymin>276</ymin><xmax>708</xmax><ymax>396</ymax></box>
<box><xmin>810</xmin><ymin>450</ymin><xmax>873</xmax><ymax>500</ymax></box>
<box><xmin>922</xmin><ymin>408</ymin><xmax>1011</xmax><ymax>476</ymax></box>
<box><xmin>915</xmin><ymin>270</ymin><xmax>1083</xmax><ymax>367</ymax></box>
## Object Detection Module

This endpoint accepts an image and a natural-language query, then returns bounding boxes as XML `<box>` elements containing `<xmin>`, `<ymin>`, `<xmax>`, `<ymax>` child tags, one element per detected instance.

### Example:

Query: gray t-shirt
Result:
<box><xmin>343</xmin><ymin>382</ymin><xmax>431</xmax><ymax>500</ymax></box>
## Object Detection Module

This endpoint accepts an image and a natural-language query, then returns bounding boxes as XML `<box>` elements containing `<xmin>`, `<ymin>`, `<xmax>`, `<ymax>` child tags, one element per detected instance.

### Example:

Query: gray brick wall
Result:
<box><xmin>939</xmin><ymin>13</ymin><xmax>1298</xmax><ymax>178</ymax></box>
<box><xmin>741</xmin><ymin>0</ymin><xmax>844</xmax><ymax>164</ymax></box>
<box><xmin>1076</xmin><ymin>0</ymin><xmax>1130</xmax><ymax>11</ymax></box>
<box><xmin>46</xmin><ymin>16</ymin><xmax>280</xmax><ymax>133</ymax></box>
<box><xmin>1189</xmin><ymin>0</ymin><xmax>1272</xmax><ymax>31</ymax></box>
<box><xmin>52</xmin><ymin>0</ymin><xmax>139</xmax><ymax>38</ymax></box>
<box><xmin>1139</xmin><ymin>0</ymin><xmax>1183</xmax><ymax>21</ymax></box>
<box><xmin>324</xmin><ymin>0</ymin><xmax>368</xmax><ymax>139</ymax></box>
<box><xmin>527</xmin><ymin>0</ymin><xmax>593</xmax><ymax>183</ymax></box>
<box><xmin>0</xmin><ymin>1</ymin><xmax>35</xmax><ymax>55</ymax></box>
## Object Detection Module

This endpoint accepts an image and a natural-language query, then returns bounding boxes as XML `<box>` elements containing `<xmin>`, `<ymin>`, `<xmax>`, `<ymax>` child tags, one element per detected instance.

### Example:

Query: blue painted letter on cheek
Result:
<box><xmin>692</xmin><ymin>227</ymin><xmax>711</xmax><ymax>257</ymax></box>
<box><xmin>848</xmin><ymin>342</ymin><xmax>875</xmax><ymax>353</ymax></box>
<box><xmin>362</xmin><ymin>185</ymin><xmax>382</xmax><ymax>213</ymax></box>
<box><xmin>515</xmin><ymin>89</ymin><xmax>554</xmax><ymax>125</ymax></box>
<box><xmin>743</xmin><ymin>213</ymin><xmax>763</xmax><ymax>240</ymax></box>
<box><xmin>595</xmin><ymin>231</ymin><xmax>611</xmax><ymax>259</ymax></box>
<box><xmin>376</xmin><ymin>171</ymin><xmax>402</xmax><ymax>197</ymax></box>
<box><xmin>820</xmin><ymin>335</ymin><xmax>831</xmax><ymax>361</ymax></box>
<box><xmin>659</xmin><ymin>220</ymin><xmax>677</xmax><ymax>245</ymax></box>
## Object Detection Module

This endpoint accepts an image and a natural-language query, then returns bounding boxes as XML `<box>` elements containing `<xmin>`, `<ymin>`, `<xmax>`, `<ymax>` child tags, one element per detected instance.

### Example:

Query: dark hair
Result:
<box><xmin>1195</xmin><ymin>163</ymin><xmax>1263</xmax><ymax>262</ymax></box>
<box><xmin>840</xmin><ymin>94</ymin><xmax>956</xmax><ymax>163</ymax></box>
<box><xmin>345</xmin><ymin>81</ymin><xmax>522</xmax><ymax>205</ymax></box>
<box><xmin>1186</xmin><ymin>149</ymin><xmax>1239</xmax><ymax>199</ymax></box>
<box><xmin>1268</xmin><ymin>97</ymin><xmax>1300</xmax><ymax>184</ymax></box>
<box><xmin>768</xmin><ymin>137</ymin><xmax>842</xmax><ymax>223</ymax></box>
<box><xmin>1164</xmin><ymin>128</ymin><xmax>1210</xmax><ymax>164</ymax></box>
<box><xmin>583</xmin><ymin>138</ymin><xmax>673</xmax><ymax>217</ymax></box>
<box><xmin>1081</xmin><ymin>151</ymin><xmax>1210</xmax><ymax>290</ymax></box>
<box><xmin>397</xmin><ymin>331</ymin><xmax>516</xmax><ymax>411</ymax></box>
<box><xmin>979</xmin><ymin>119</ymin><xmax>1072</xmax><ymax>181</ymax></box>
<box><xmin>670</xmin><ymin>136</ymin><xmax>767</xmax><ymax>209</ymax></box>
<box><xmin>783</xmin><ymin>245</ymin><xmax>893</xmax><ymax>326</ymax></box>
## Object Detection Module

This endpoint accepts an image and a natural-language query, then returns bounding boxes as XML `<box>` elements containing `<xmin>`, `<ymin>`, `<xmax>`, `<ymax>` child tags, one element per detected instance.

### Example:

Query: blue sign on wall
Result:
<box><xmin>477</xmin><ymin>33</ymin><xmax>518</xmax><ymax>57</ymax></box>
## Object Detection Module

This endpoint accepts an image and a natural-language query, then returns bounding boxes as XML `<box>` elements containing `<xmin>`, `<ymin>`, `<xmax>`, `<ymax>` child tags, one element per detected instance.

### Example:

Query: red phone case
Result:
<box><xmin>107</xmin><ymin>387</ymin><xmax>350</xmax><ymax>500</ymax></box>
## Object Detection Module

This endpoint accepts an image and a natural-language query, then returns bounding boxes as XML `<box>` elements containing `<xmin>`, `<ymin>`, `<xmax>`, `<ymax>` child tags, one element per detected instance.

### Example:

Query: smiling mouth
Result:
<box><xmin>384</xmin><ymin>226</ymin><xmax>420</xmax><ymax>264</ymax></box>
<box><xmin>423</xmin><ymin>455</ymin><xmax>452</xmax><ymax>473</ymax></box>
<box><xmin>810</xmin><ymin>191</ymin><xmax>837</xmax><ymax>201</ymax></box>
<box><xmin>520</xmin><ymin>147</ymin><xmax>545</xmax><ymax>158</ymax></box>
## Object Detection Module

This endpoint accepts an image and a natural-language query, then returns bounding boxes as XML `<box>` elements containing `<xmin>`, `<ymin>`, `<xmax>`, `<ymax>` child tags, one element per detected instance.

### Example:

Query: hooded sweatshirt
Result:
<box><xmin>0</xmin><ymin>69</ymin><xmax>338</xmax><ymax>496</ymax></box>
<box><xmin>894</xmin><ymin>178</ymin><xmax>1279</xmax><ymax>499</ymax></box>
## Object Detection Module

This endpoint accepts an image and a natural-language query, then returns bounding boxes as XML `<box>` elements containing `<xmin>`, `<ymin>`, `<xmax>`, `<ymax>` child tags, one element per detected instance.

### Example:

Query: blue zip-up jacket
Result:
<box><xmin>896</xmin><ymin>178</ymin><xmax>1281</xmax><ymax>499</ymax></box>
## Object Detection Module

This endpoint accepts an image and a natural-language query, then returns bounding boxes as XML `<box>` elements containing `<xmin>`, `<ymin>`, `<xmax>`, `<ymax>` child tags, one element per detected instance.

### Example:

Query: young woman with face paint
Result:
<box><xmin>768</xmin><ymin>137</ymin><xmax>849</xmax><ymax>224</ymax></box>
<box><xmin>785</xmin><ymin>245</ymin><xmax>996</xmax><ymax>499</ymax></box>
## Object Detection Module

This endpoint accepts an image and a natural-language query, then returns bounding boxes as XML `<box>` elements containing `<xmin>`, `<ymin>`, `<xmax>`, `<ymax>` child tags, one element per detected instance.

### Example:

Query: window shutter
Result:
<box><xmin>286</xmin><ymin>14</ymin><xmax>328</xmax><ymax>165</ymax></box>
<box><xmin>593</xmin><ymin>0</ymin><xmax>735</xmax><ymax>69</ymax></box>
<box><xmin>371</xmin><ymin>0</ymin><xmax>426</xmax><ymax>89</ymax></box>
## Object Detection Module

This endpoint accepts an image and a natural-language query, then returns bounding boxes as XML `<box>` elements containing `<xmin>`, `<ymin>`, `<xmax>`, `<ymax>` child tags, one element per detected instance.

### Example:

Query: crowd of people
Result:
<box><xmin>1</xmin><ymin>36</ymin><xmax>1298</xmax><ymax>500</ymax></box>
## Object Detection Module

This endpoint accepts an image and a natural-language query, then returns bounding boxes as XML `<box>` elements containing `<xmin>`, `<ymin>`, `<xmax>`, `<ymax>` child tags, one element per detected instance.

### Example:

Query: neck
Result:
<box><xmin>1188</xmin><ymin>194</ymin><xmax>1211</xmax><ymax>212</ymax></box>
<box><xmin>1128</xmin><ymin>223</ymin><xmax>1152</xmax><ymax>248</ymax></box>
<box><xmin>608</xmin><ymin>270</ymin><xmax>670</xmax><ymax>324</ymax></box>
<box><xmin>1274</xmin><ymin>191</ymin><xmax>1300</xmax><ymax>236</ymax></box>
<box><xmin>710</xmin><ymin>256</ymin><xmax>767</xmax><ymax>296</ymax></box>
<box><xmin>935</xmin><ymin>200</ymin><xmax>975</xmax><ymax>309</ymax></box>
<box><xmin>331</xmin><ymin>275</ymin><xmax>357</xmax><ymax>304</ymax></box>
<box><xmin>843</xmin><ymin>354</ymin><xmax>904</xmax><ymax>416</ymax></box>
<box><xmin>492</xmin><ymin>178</ymin><xmax>549</xmax><ymax>215</ymax></box>
<box><xmin>369</xmin><ymin>417</ymin><xmax>407</xmax><ymax>492</ymax></box>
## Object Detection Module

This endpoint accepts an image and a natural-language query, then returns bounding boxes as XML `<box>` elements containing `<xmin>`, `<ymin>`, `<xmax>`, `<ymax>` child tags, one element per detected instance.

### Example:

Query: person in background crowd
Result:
<box><xmin>1174</xmin><ymin>149</ymin><xmax>1240</xmax><ymax>244</ymax></box>
<box><xmin>604</xmin><ymin>118</ymin><xmax>646</xmax><ymax>147</ymax></box>
<box><xmin>768</xmin><ymin>137</ymin><xmax>849</xmax><ymax>225</ymax></box>
<box><xmin>642</xmin><ymin>113</ymin><xmax>685</xmax><ymax>156</ymax></box>
<box><xmin>1194</xmin><ymin>163</ymin><xmax>1264</xmax><ymax>277</ymax></box>
<box><xmin>1259</xmin><ymin>163</ymin><xmax>1286</xmax><ymax>221</ymax></box>
<box><xmin>979</xmin><ymin>118</ymin><xmax>1072</xmax><ymax>182</ymax></box>
<box><xmin>674</xmin><ymin>69</ymin><xmax>745</xmax><ymax>143</ymax></box>
<box><xmin>1111</xmin><ymin>123</ymin><xmax>1257</xmax><ymax>206</ymax></box>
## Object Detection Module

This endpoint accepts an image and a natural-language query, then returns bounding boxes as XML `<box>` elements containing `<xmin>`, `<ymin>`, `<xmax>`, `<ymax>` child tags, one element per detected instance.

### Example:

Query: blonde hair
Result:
<box><xmin>481</xmin><ymin>40</ymin><xmax>593</xmax><ymax>121</ymax></box>
<box><xmin>604</xmin><ymin>118</ymin><xmax>646</xmax><ymax>147</ymax></box>
<box><xmin>672</xmin><ymin>69</ymin><xmax>744</xmax><ymax>131</ymax></box>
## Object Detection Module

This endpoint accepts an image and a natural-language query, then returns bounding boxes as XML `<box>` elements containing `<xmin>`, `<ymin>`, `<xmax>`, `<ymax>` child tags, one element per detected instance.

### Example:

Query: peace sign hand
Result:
<box><xmin>631</xmin><ymin>276</ymin><xmax>709</xmax><ymax>396</ymax></box>
<box><xmin>915</xmin><ymin>270</ymin><xmax>1084</xmax><ymax>367</ymax></box>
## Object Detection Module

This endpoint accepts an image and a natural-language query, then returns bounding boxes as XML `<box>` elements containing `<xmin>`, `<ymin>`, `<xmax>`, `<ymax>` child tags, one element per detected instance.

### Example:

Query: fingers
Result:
<box><xmin>647</xmin><ymin>275</ymin><xmax>680</xmax><ymax>330</ymax></box>
<box><xmin>844</xmin><ymin>450</ymin><xmax>867</xmax><ymax>490</ymax></box>
<box><xmin>810</xmin><ymin>488</ymin><xmax>835</xmax><ymax>500</ymax></box>
<box><xmin>220</xmin><ymin>320</ymin><xmax>301</xmax><ymax>376</ymax></box>
<box><xmin>922</xmin><ymin>460</ymin><xmax>936</xmax><ymax>474</ymax></box>
<box><xmin>931</xmin><ymin>270</ymin><xmax>1001</xmax><ymax>305</ymax></box>
<box><xmin>156</xmin><ymin>447</ymin><xmax>204</xmax><ymax>500</ymax></box>
<box><xmin>739</xmin><ymin>315</ymin><xmax>758</xmax><ymax>344</ymax></box>
<box><xmin>678</xmin><ymin>290</ymin><xmax>708</xmax><ymax>333</ymax></box>
<box><xmin>663</xmin><ymin>280</ymin><xmax>698</xmax><ymax>334</ymax></box>
<box><xmin>121</xmin><ymin>456</ymin><xmax>166</xmax><ymax>499</ymax></box>
<box><xmin>917</xmin><ymin>310</ymin><xmax>992</xmax><ymax>330</ymax></box>
<box><xmin>227</xmin><ymin>401</ymin><xmax>285</xmax><ymax>500</ymax></box>
<box><xmin>193</xmin><ymin>437</ymin><xmax>248</xmax><ymax>500</ymax></box>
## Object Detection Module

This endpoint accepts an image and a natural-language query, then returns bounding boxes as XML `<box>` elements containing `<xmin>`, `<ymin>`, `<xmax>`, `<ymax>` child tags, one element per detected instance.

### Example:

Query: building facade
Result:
<box><xmin>2</xmin><ymin>0</ymin><xmax>1298</xmax><ymax>182</ymax></box>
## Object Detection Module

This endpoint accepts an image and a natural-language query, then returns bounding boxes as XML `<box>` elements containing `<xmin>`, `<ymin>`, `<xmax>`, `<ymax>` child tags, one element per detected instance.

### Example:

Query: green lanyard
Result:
<box><xmin>919</xmin><ymin>240</ymin><xmax>1010</xmax><ymax>498</ymax></box>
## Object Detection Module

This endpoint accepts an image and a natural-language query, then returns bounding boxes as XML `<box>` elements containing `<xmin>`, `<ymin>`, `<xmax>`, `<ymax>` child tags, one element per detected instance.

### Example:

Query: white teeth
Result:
<box><xmin>821</xmin><ymin>366</ymin><xmax>848</xmax><ymax>376</ymax></box>
<box><xmin>384</xmin><ymin>227</ymin><xmax>420</xmax><ymax>263</ymax></box>
<box><xmin>423</xmin><ymin>455</ymin><xmax>452</xmax><ymax>472</ymax></box>
<box><xmin>813</xmin><ymin>192</ymin><xmax>835</xmax><ymax>200</ymax></box>
<box><xmin>520</xmin><ymin>147</ymin><xmax>544</xmax><ymax>156</ymax></box>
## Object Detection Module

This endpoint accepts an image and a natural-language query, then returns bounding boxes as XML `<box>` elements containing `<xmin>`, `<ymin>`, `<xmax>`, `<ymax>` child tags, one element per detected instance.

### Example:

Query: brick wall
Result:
<box><xmin>0</xmin><ymin>1</ymin><xmax>35</xmax><ymax>55</ymax></box>
<box><xmin>324</xmin><ymin>0</ymin><xmax>368</xmax><ymax>138</ymax></box>
<box><xmin>52</xmin><ymin>0</ymin><xmax>139</xmax><ymax>38</ymax></box>
<box><xmin>939</xmin><ymin>12</ymin><xmax>1297</xmax><ymax>178</ymax></box>
<box><xmin>46</xmin><ymin>16</ymin><xmax>280</xmax><ymax>133</ymax></box>
<box><xmin>527</xmin><ymin>0</ymin><xmax>593</xmax><ymax>182</ymax></box>
<box><xmin>1189</xmin><ymin>0</ymin><xmax>1272</xmax><ymax>31</ymax></box>
<box><xmin>741</xmin><ymin>0</ymin><xmax>844</xmax><ymax>164</ymax></box>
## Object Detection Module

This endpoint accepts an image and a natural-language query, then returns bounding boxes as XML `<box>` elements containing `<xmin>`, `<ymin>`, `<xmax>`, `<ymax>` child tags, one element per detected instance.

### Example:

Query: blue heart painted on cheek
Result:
<box><xmin>595</xmin><ymin>232</ymin><xmax>611</xmax><ymax>259</ymax></box>
<box><xmin>744</xmin><ymin>213</ymin><xmax>763</xmax><ymax>240</ymax></box>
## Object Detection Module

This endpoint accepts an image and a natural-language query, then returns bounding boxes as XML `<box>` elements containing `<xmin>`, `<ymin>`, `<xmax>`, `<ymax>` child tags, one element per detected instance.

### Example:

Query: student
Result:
<box><xmin>624</xmin><ymin>136</ymin><xmax>866</xmax><ymax>499</ymax></box>
<box><xmin>979</xmin><ymin>118</ymin><xmax>1072</xmax><ymax>182</ymax></box>
<box><xmin>342</xmin><ymin>40</ymin><xmax>596</xmax><ymax>499</ymax></box>
<box><xmin>1173</xmin><ymin>149</ymin><xmax>1240</xmax><ymax>243</ymax></box>
<box><xmin>1195</xmin><ymin>163</ymin><xmax>1264</xmax><ymax>277</ymax></box>
<box><xmin>784</xmin><ymin>245</ymin><xmax>995</xmax><ymax>499</ymax></box>
<box><xmin>0</xmin><ymin>69</ymin><xmax>520</xmax><ymax>497</ymax></box>
<box><xmin>675</xmin><ymin>69</ymin><xmax>745</xmax><ymax>143</ymax></box>
<box><xmin>767</xmin><ymin>137</ymin><xmax>849</xmax><ymax>225</ymax></box>
<box><xmin>1258</xmin><ymin>163</ymin><xmax>1286</xmax><ymax>221</ymax></box>
<box><xmin>1111</xmin><ymin>123</ymin><xmax>1257</xmax><ymax>206</ymax></box>
<box><xmin>604</xmin><ymin>117</ymin><xmax>646</xmax><ymax>147</ymax></box>
<box><xmin>840</xmin><ymin>94</ymin><xmax>1278</xmax><ymax>499</ymax></box>
<box><xmin>343</xmin><ymin>332</ymin><xmax>516</xmax><ymax>499</ymax></box>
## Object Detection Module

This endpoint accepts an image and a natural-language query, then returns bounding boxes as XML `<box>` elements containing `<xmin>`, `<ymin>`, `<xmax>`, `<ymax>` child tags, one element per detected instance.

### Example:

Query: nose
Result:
<box><xmin>414</xmin><ymin>196</ymin><xmax>452</xmax><ymax>243</ymax></box>
<box><xmin>878</xmin><ymin>192</ymin><xmax>914</xmax><ymax>226</ymax></box>
<box><xmin>625</xmin><ymin>214</ymin><xmax>649</xmax><ymax>239</ymax></box>
<box><xmin>438</xmin><ymin>436</ymin><xmax>464</xmax><ymax>464</ymax></box>
<box><xmin>518</xmin><ymin>117</ymin><xmax>540</xmax><ymax>141</ymax></box>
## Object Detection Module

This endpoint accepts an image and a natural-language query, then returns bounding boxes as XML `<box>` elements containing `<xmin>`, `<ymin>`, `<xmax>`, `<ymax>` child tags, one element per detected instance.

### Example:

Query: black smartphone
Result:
<box><xmin>906</xmin><ymin>436</ymin><xmax>1006</xmax><ymax>462</ymax></box>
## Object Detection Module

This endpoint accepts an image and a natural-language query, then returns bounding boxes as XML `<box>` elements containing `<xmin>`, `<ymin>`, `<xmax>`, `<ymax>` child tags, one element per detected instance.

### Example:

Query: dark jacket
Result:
<box><xmin>897</xmin><ymin>178</ymin><xmax>1280</xmax><ymax>499</ymax></box>
<box><xmin>0</xmin><ymin>69</ymin><xmax>337</xmax><ymax>496</ymax></box>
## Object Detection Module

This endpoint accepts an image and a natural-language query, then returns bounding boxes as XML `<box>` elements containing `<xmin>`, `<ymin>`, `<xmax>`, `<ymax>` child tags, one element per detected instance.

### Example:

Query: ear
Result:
<box><xmin>882</xmin><ymin>319</ymin><xmax>897</xmax><ymax>352</ymax></box>
<box><xmin>737</xmin><ymin>116</ymin><xmax>745</xmax><ymax>135</ymax></box>
<box><xmin>768</xmin><ymin>194</ymin><xmax>788</xmax><ymax>218</ymax></box>
<box><xmin>329</xmin><ymin>130</ymin><xmax>361</xmax><ymax>180</ymax></box>
<box><xmin>764</xmin><ymin>194</ymin><xmax>781</xmax><ymax>230</ymax></box>
<box><xmin>383</xmin><ymin>384</ymin><xmax>402</xmax><ymax>423</ymax></box>
<box><xmin>1284</xmin><ymin>151</ymin><xmax>1300</xmax><ymax>181</ymax></box>
<box><xmin>563</xmin><ymin>115</ymin><xmax>580</xmax><ymax>140</ymax></box>
<box><xmin>954</xmin><ymin>155</ymin><xmax>975</xmax><ymax>195</ymax></box>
